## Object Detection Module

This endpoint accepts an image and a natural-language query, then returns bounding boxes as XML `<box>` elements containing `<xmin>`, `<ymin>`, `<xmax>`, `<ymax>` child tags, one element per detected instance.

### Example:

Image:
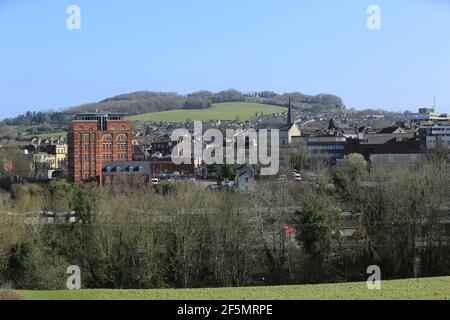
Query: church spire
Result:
<box><xmin>287</xmin><ymin>97</ymin><xmax>293</xmax><ymax>125</ymax></box>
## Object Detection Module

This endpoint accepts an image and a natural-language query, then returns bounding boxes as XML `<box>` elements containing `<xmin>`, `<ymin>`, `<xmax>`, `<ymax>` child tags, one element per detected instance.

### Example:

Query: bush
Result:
<box><xmin>0</xmin><ymin>290</ymin><xmax>23</xmax><ymax>300</ymax></box>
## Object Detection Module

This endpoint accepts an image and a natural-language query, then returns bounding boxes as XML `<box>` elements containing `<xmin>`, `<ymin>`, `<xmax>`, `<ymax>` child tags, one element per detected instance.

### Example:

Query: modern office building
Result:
<box><xmin>67</xmin><ymin>112</ymin><xmax>132</xmax><ymax>183</ymax></box>
<box><xmin>409</xmin><ymin>107</ymin><xmax>450</xmax><ymax>125</ymax></box>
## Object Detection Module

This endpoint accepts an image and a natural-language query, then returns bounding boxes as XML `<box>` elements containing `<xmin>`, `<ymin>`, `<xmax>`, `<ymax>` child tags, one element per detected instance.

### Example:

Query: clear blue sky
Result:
<box><xmin>0</xmin><ymin>0</ymin><xmax>449</xmax><ymax>119</ymax></box>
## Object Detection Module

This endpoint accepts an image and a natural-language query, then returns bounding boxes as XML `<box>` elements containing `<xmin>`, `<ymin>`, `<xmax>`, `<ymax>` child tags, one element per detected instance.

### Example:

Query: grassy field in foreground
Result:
<box><xmin>18</xmin><ymin>276</ymin><xmax>450</xmax><ymax>300</ymax></box>
<box><xmin>127</xmin><ymin>102</ymin><xmax>287</xmax><ymax>122</ymax></box>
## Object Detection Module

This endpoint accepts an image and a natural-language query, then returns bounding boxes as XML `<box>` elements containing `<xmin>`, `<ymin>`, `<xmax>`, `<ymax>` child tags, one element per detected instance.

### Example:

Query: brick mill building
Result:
<box><xmin>67</xmin><ymin>112</ymin><xmax>133</xmax><ymax>183</ymax></box>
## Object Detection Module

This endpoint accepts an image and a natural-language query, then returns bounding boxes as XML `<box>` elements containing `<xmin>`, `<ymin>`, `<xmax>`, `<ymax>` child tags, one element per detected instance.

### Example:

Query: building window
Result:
<box><xmin>121</xmin><ymin>125</ymin><xmax>126</xmax><ymax>131</ymax></box>
<box><xmin>117</xmin><ymin>134</ymin><xmax>127</xmax><ymax>142</ymax></box>
<box><xmin>103</xmin><ymin>135</ymin><xmax>113</xmax><ymax>142</ymax></box>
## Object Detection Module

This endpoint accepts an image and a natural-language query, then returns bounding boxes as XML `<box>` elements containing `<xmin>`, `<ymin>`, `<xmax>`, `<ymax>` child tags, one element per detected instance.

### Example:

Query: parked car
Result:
<box><xmin>151</xmin><ymin>178</ymin><xmax>160</xmax><ymax>185</ymax></box>
<box><xmin>293</xmin><ymin>173</ymin><xmax>302</xmax><ymax>181</ymax></box>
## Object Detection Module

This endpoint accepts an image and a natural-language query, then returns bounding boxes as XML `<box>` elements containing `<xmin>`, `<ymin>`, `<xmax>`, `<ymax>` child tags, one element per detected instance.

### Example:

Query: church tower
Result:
<box><xmin>287</xmin><ymin>97</ymin><xmax>293</xmax><ymax>125</ymax></box>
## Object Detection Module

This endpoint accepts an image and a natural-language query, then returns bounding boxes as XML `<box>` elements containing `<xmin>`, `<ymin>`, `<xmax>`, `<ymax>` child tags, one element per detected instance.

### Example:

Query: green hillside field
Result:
<box><xmin>17</xmin><ymin>276</ymin><xmax>450</xmax><ymax>300</ymax></box>
<box><xmin>127</xmin><ymin>102</ymin><xmax>287</xmax><ymax>122</ymax></box>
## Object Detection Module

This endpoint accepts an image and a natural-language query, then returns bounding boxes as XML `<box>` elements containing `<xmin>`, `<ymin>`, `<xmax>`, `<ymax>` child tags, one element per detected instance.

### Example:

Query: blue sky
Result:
<box><xmin>0</xmin><ymin>0</ymin><xmax>449</xmax><ymax>119</ymax></box>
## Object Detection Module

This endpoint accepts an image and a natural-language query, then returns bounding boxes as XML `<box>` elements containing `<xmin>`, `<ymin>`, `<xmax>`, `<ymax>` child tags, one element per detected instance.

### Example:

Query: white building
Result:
<box><xmin>409</xmin><ymin>108</ymin><xmax>450</xmax><ymax>125</ymax></box>
<box><xmin>419</xmin><ymin>125</ymin><xmax>450</xmax><ymax>149</ymax></box>
<box><xmin>235</xmin><ymin>165</ymin><xmax>255</xmax><ymax>192</ymax></box>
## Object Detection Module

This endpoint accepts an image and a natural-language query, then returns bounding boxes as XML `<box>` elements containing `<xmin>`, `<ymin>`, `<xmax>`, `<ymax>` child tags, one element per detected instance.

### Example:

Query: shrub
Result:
<box><xmin>0</xmin><ymin>289</ymin><xmax>23</xmax><ymax>300</ymax></box>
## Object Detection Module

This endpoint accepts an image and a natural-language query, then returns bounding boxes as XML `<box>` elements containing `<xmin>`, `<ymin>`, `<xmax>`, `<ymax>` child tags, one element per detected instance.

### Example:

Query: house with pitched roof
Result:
<box><xmin>255</xmin><ymin>98</ymin><xmax>301</xmax><ymax>146</ymax></box>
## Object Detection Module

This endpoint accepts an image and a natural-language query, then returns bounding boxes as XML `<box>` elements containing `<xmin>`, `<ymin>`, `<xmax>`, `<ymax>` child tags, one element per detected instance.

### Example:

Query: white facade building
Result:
<box><xmin>409</xmin><ymin>108</ymin><xmax>450</xmax><ymax>125</ymax></box>
<box><xmin>421</xmin><ymin>126</ymin><xmax>450</xmax><ymax>149</ymax></box>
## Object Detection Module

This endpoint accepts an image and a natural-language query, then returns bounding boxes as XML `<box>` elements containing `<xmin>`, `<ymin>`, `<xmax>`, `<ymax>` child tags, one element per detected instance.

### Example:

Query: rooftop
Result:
<box><xmin>75</xmin><ymin>112</ymin><xmax>127</xmax><ymax>116</ymax></box>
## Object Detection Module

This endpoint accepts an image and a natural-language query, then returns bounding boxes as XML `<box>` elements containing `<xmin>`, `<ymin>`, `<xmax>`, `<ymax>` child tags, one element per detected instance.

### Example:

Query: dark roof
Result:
<box><xmin>102</xmin><ymin>161</ymin><xmax>149</xmax><ymax>173</ymax></box>
<box><xmin>255</xmin><ymin>123</ymin><xmax>296</xmax><ymax>131</ymax></box>
<box><xmin>378</xmin><ymin>126</ymin><xmax>403</xmax><ymax>134</ymax></box>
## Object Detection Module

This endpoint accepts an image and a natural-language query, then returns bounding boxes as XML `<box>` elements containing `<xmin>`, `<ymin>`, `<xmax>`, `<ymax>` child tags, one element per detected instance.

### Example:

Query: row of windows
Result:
<box><xmin>77</xmin><ymin>133</ymin><xmax>96</xmax><ymax>140</ymax></box>
<box><xmin>78</xmin><ymin>125</ymin><xmax>127</xmax><ymax>131</ymax></box>
<box><xmin>78</xmin><ymin>126</ymin><xmax>94</xmax><ymax>131</ymax></box>
<box><xmin>101</xmin><ymin>154</ymin><xmax>128</xmax><ymax>160</ymax></box>
<box><xmin>81</xmin><ymin>162</ymin><xmax>97</xmax><ymax>168</ymax></box>
<box><xmin>102</xmin><ymin>143</ymin><xmax>128</xmax><ymax>150</ymax></box>
<box><xmin>78</xmin><ymin>133</ymin><xmax>127</xmax><ymax>141</ymax></box>
<box><xmin>308</xmin><ymin>145</ymin><xmax>346</xmax><ymax>151</ymax></box>
<box><xmin>102</xmin><ymin>134</ymin><xmax>127</xmax><ymax>142</ymax></box>
<box><xmin>105</xmin><ymin>165</ymin><xmax>145</xmax><ymax>173</ymax></box>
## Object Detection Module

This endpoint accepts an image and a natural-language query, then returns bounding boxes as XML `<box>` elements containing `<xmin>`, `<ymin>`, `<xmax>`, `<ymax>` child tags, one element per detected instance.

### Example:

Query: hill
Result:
<box><xmin>18</xmin><ymin>276</ymin><xmax>450</xmax><ymax>300</ymax></box>
<box><xmin>3</xmin><ymin>90</ymin><xmax>344</xmax><ymax>126</ymax></box>
<box><xmin>128</xmin><ymin>102</ymin><xmax>287</xmax><ymax>122</ymax></box>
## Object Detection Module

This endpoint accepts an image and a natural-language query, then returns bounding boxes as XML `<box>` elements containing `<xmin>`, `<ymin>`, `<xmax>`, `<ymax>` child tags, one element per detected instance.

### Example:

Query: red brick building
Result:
<box><xmin>68</xmin><ymin>112</ymin><xmax>132</xmax><ymax>183</ymax></box>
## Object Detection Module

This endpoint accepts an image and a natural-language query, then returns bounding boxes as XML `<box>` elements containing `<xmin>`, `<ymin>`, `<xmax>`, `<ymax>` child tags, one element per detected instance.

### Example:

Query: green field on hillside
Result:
<box><xmin>128</xmin><ymin>102</ymin><xmax>287</xmax><ymax>122</ymax></box>
<box><xmin>31</xmin><ymin>131</ymin><xmax>67</xmax><ymax>139</ymax></box>
<box><xmin>18</xmin><ymin>276</ymin><xmax>450</xmax><ymax>300</ymax></box>
<box><xmin>6</xmin><ymin>125</ymin><xmax>67</xmax><ymax>139</ymax></box>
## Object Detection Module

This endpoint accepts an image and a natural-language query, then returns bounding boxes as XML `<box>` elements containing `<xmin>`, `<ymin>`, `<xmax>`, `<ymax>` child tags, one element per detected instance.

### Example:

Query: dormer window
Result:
<box><xmin>105</xmin><ymin>166</ymin><xmax>112</xmax><ymax>172</ymax></box>
<box><xmin>128</xmin><ymin>166</ymin><xmax>134</xmax><ymax>172</ymax></box>
<box><xmin>138</xmin><ymin>166</ymin><xmax>144</xmax><ymax>172</ymax></box>
<box><xmin>115</xmin><ymin>166</ymin><xmax>121</xmax><ymax>172</ymax></box>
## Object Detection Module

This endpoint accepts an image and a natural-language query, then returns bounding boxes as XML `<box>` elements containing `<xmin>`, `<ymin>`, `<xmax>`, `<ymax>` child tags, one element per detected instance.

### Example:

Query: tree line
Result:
<box><xmin>2</xmin><ymin>89</ymin><xmax>345</xmax><ymax>128</ymax></box>
<box><xmin>0</xmin><ymin>148</ymin><xmax>448</xmax><ymax>290</ymax></box>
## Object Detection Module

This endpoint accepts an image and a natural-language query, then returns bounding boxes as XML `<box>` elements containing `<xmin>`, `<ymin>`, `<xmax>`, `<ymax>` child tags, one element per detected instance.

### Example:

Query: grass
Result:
<box><xmin>8</xmin><ymin>125</ymin><xmax>67</xmax><ymax>139</ymax></box>
<box><xmin>127</xmin><ymin>102</ymin><xmax>287</xmax><ymax>123</ymax></box>
<box><xmin>18</xmin><ymin>276</ymin><xmax>450</xmax><ymax>300</ymax></box>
